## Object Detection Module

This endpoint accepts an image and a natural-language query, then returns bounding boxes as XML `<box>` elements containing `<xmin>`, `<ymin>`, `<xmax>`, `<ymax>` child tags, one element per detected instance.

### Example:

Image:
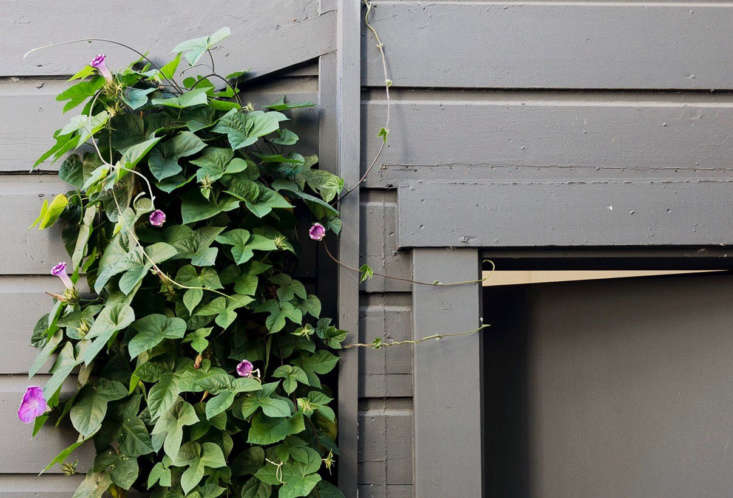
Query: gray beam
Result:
<box><xmin>413</xmin><ymin>249</ymin><xmax>482</xmax><ymax>498</ymax></box>
<box><xmin>362</xmin><ymin>2</ymin><xmax>733</xmax><ymax>89</ymax></box>
<box><xmin>4</xmin><ymin>0</ymin><xmax>334</xmax><ymax>79</ymax></box>
<box><xmin>399</xmin><ymin>180</ymin><xmax>733</xmax><ymax>248</ymax></box>
<box><xmin>361</xmin><ymin>92</ymin><xmax>733</xmax><ymax>188</ymax></box>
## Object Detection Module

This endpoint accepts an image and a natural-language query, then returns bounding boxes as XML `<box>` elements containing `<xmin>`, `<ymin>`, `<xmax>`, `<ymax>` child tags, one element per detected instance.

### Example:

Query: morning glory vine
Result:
<box><xmin>23</xmin><ymin>29</ymin><xmax>347</xmax><ymax>497</ymax></box>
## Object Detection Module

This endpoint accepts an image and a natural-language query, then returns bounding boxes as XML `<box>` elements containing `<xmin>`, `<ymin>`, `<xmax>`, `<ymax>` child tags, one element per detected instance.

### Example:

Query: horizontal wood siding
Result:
<box><xmin>0</xmin><ymin>278</ymin><xmax>64</xmax><ymax>373</ymax></box>
<box><xmin>362</xmin><ymin>2</ymin><xmax>733</xmax><ymax>89</ymax></box>
<box><xmin>359</xmin><ymin>294</ymin><xmax>412</xmax><ymax>398</ymax></box>
<box><xmin>1</xmin><ymin>1</ymin><xmax>333</xmax><ymax>79</ymax></box>
<box><xmin>362</xmin><ymin>91</ymin><xmax>733</xmax><ymax>185</ymax></box>
<box><xmin>398</xmin><ymin>180</ymin><xmax>733</xmax><ymax>247</ymax></box>
<box><xmin>0</xmin><ymin>475</ymin><xmax>83</xmax><ymax>497</ymax></box>
<box><xmin>360</xmin><ymin>191</ymin><xmax>410</xmax><ymax>293</ymax></box>
<box><xmin>1</xmin><ymin>77</ymin><xmax>318</xmax><ymax>172</ymax></box>
<box><xmin>358</xmin><ymin>399</ymin><xmax>414</xmax><ymax>497</ymax></box>
<box><xmin>0</xmin><ymin>176</ymin><xmax>68</xmax><ymax>273</ymax></box>
<box><xmin>0</xmin><ymin>377</ymin><xmax>94</xmax><ymax>474</ymax></box>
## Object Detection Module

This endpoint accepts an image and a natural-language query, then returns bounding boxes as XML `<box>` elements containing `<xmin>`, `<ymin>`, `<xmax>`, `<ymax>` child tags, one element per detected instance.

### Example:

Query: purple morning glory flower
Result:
<box><xmin>308</xmin><ymin>223</ymin><xmax>326</xmax><ymax>241</ymax></box>
<box><xmin>236</xmin><ymin>359</ymin><xmax>254</xmax><ymax>377</ymax></box>
<box><xmin>50</xmin><ymin>262</ymin><xmax>73</xmax><ymax>289</ymax></box>
<box><xmin>149</xmin><ymin>209</ymin><xmax>166</xmax><ymax>227</ymax></box>
<box><xmin>18</xmin><ymin>386</ymin><xmax>48</xmax><ymax>424</ymax></box>
<box><xmin>90</xmin><ymin>54</ymin><xmax>113</xmax><ymax>82</ymax></box>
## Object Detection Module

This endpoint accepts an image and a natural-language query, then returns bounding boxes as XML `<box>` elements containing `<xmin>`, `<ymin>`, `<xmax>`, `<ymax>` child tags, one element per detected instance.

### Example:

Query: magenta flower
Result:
<box><xmin>90</xmin><ymin>54</ymin><xmax>113</xmax><ymax>82</ymax></box>
<box><xmin>236</xmin><ymin>359</ymin><xmax>254</xmax><ymax>377</ymax></box>
<box><xmin>51</xmin><ymin>262</ymin><xmax>73</xmax><ymax>289</ymax></box>
<box><xmin>149</xmin><ymin>209</ymin><xmax>166</xmax><ymax>227</ymax></box>
<box><xmin>308</xmin><ymin>223</ymin><xmax>326</xmax><ymax>241</ymax></box>
<box><xmin>18</xmin><ymin>386</ymin><xmax>48</xmax><ymax>424</ymax></box>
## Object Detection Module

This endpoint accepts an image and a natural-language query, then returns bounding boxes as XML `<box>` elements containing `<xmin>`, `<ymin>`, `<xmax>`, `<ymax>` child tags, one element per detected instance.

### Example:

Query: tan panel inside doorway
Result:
<box><xmin>481</xmin><ymin>269</ymin><xmax>723</xmax><ymax>287</ymax></box>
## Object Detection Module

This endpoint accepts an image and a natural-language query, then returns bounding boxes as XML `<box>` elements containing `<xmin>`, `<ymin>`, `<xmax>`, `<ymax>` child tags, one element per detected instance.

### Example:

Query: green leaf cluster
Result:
<box><xmin>28</xmin><ymin>28</ymin><xmax>346</xmax><ymax>498</ymax></box>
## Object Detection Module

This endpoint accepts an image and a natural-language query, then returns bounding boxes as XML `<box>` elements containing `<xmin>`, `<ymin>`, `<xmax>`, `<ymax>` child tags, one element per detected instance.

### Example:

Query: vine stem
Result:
<box><xmin>189</xmin><ymin>71</ymin><xmax>243</xmax><ymax>106</ymax></box>
<box><xmin>345</xmin><ymin>324</ymin><xmax>491</xmax><ymax>350</ymax></box>
<box><xmin>265</xmin><ymin>458</ymin><xmax>285</xmax><ymax>484</ymax></box>
<box><xmin>321</xmin><ymin>241</ymin><xmax>495</xmax><ymax>287</ymax></box>
<box><xmin>85</xmin><ymin>91</ymin><xmax>157</xmax><ymax>208</ymax></box>
<box><xmin>339</xmin><ymin>0</ymin><xmax>391</xmax><ymax>201</ymax></box>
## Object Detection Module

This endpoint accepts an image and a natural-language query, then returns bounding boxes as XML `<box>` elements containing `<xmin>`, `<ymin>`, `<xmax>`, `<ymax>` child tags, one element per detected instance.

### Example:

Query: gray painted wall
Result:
<box><xmin>357</xmin><ymin>1</ymin><xmax>733</xmax><ymax>496</ymax></box>
<box><xmin>3</xmin><ymin>0</ymin><xmax>732</xmax><ymax>496</ymax></box>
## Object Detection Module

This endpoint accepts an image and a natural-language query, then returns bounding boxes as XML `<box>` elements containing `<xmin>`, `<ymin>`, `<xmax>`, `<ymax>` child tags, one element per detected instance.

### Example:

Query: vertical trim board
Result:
<box><xmin>412</xmin><ymin>249</ymin><xmax>482</xmax><ymax>498</ymax></box>
<box><xmin>333</xmin><ymin>0</ymin><xmax>362</xmax><ymax>495</ymax></box>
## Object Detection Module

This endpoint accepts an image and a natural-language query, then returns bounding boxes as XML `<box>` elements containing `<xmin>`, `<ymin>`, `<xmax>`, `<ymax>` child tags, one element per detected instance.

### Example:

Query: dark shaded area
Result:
<box><xmin>482</xmin><ymin>285</ymin><xmax>531</xmax><ymax>498</ymax></box>
<box><xmin>482</xmin><ymin>272</ymin><xmax>733</xmax><ymax>498</ymax></box>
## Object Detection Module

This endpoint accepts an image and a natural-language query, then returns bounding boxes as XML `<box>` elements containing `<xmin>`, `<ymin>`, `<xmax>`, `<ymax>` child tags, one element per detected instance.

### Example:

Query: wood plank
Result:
<box><xmin>0</xmin><ymin>277</ymin><xmax>63</xmax><ymax>374</ymax></box>
<box><xmin>398</xmin><ymin>180</ymin><xmax>733</xmax><ymax>247</ymax></box>
<box><xmin>362</xmin><ymin>93</ymin><xmax>733</xmax><ymax>186</ymax></box>
<box><xmin>359</xmin><ymin>294</ymin><xmax>413</xmax><ymax>398</ymax></box>
<box><xmin>0</xmin><ymin>78</ymin><xmax>317</xmax><ymax>172</ymax></box>
<box><xmin>0</xmin><ymin>475</ymin><xmax>83</xmax><ymax>497</ymax></box>
<box><xmin>0</xmin><ymin>176</ymin><xmax>68</xmax><ymax>274</ymax></box>
<box><xmin>357</xmin><ymin>484</ymin><xmax>413</xmax><ymax>498</ymax></box>
<box><xmin>0</xmin><ymin>376</ymin><xmax>93</xmax><ymax>474</ymax></box>
<box><xmin>333</xmin><ymin>0</ymin><xmax>362</xmax><ymax>494</ymax></box>
<box><xmin>0</xmin><ymin>80</ymin><xmax>68</xmax><ymax>172</ymax></box>
<box><xmin>360</xmin><ymin>191</ymin><xmax>411</xmax><ymax>293</ymax></box>
<box><xmin>412</xmin><ymin>249</ymin><xmax>482</xmax><ymax>498</ymax></box>
<box><xmin>2</xmin><ymin>0</ymin><xmax>333</xmax><ymax>78</ymax></box>
<box><xmin>358</xmin><ymin>399</ymin><xmax>413</xmax><ymax>486</ymax></box>
<box><xmin>362</xmin><ymin>2</ymin><xmax>733</xmax><ymax>89</ymax></box>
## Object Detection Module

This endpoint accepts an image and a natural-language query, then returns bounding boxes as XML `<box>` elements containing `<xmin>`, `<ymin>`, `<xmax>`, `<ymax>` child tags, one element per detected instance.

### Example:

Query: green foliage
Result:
<box><xmin>28</xmin><ymin>29</ymin><xmax>346</xmax><ymax>497</ymax></box>
<box><xmin>359</xmin><ymin>264</ymin><xmax>374</xmax><ymax>283</ymax></box>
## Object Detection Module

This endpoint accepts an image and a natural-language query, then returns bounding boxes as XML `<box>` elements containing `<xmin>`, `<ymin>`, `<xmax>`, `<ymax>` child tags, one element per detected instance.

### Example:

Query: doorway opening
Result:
<box><xmin>481</xmin><ymin>250</ymin><xmax>733</xmax><ymax>498</ymax></box>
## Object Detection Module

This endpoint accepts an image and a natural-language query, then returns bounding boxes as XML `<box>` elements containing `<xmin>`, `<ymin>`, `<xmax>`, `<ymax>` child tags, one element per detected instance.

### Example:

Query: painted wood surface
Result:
<box><xmin>360</xmin><ymin>191</ymin><xmax>411</xmax><ymax>293</ymax></box>
<box><xmin>0</xmin><ymin>78</ymin><xmax>318</xmax><ymax>172</ymax></box>
<box><xmin>0</xmin><ymin>176</ymin><xmax>68</xmax><ymax>273</ymax></box>
<box><xmin>0</xmin><ymin>277</ymin><xmax>64</xmax><ymax>373</ymax></box>
<box><xmin>332</xmin><ymin>1</ymin><xmax>363</xmax><ymax>494</ymax></box>
<box><xmin>412</xmin><ymin>249</ymin><xmax>482</xmax><ymax>498</ymax></box>
<box><xmin>1</xmin><ymin>0</ymin><xmax>333</xmax><ymax>78</ymax></box>
<box><xmin>399</xmin><ymin>180</ymin><xmax>733</xmax><ymax>247</ymax></box>
<box><xmin>362</xmin><ymin>2</ymin><xmax>733</xmax><ymax>89</ymax></box>
<box><xmin>0</xmin><ymin>475</ymin><xmax>83</xmax><ymax>497</ymax></box>
<box><xmin>359</xmin><ymin>294</ymin><xmax>413</xmax><ymax>398</ymax></box>
<box><xmin>0</xmin><ymin>377</ymin><xmax>93</xmax><ymax>474</ymax></box>
<box><xmin>362</xmin><ymin>91</ymin><xmax>733</xmax><ymax>186</ymax></box>
<box><xmin>359</xmin><ymin>398</ymin><xmax>413</xmax><ymax>488</ymax></box>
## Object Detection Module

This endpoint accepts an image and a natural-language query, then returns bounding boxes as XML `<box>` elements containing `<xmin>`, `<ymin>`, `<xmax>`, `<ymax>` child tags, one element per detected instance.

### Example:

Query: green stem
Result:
<box><xmin>345</xmin><ymin>324</ymin><xmax>491</xmax><ymax>350</ymax></box>
<box><xmin>322</xmin><ymin>242</ymin><xmax>495</xmax><ymax>287</ymax></box>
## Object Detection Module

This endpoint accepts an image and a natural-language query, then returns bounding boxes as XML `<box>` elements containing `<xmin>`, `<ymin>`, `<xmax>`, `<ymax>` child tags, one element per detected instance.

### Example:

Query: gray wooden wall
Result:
<box><xmin>358</xmin><ymin>1</ymin><xmax>733</xmax><ymax>497</ymax></box>
<box><xmin>4</xmin><ymin>0</ymin><xmax>733</xmax><ymax>496</ymax></box>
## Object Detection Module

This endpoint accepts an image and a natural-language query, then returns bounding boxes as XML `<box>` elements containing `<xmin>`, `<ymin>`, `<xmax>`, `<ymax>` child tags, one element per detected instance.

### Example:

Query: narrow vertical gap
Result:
<box><xmin>483</xmin><ymin>285</ymin><xmax>531</xmax><ymax>498</ymax></box>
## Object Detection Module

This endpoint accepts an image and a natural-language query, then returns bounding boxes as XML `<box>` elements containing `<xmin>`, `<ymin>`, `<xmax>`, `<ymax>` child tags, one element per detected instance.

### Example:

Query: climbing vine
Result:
<box><xmin>23</xmin><ymin>28</ymin><xmax>346</xmax><ymax>497</ymax></box>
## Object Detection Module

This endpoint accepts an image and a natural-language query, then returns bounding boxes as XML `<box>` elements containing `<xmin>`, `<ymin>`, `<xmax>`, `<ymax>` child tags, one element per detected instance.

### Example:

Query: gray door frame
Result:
<box><xmin>413</xmin><ymin>249</ymin><xmax>484</xmax><ymax>498</ymax></box>
<box><xmin>408</xmin><ymin>247</ymin><xmax>733</xmax><ymax>498</ymax></box>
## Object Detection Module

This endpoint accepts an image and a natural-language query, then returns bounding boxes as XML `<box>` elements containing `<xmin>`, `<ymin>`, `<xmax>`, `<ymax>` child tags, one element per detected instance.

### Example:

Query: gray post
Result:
<box><xmin>413</xmin><ymin>249</ymin><xmax>483</xmax><ymax>497</ymax></box>
<box><xmin>334</xmin><ymin>0</ymin><xmax>362</xmax><ymax>495</ymax></box>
